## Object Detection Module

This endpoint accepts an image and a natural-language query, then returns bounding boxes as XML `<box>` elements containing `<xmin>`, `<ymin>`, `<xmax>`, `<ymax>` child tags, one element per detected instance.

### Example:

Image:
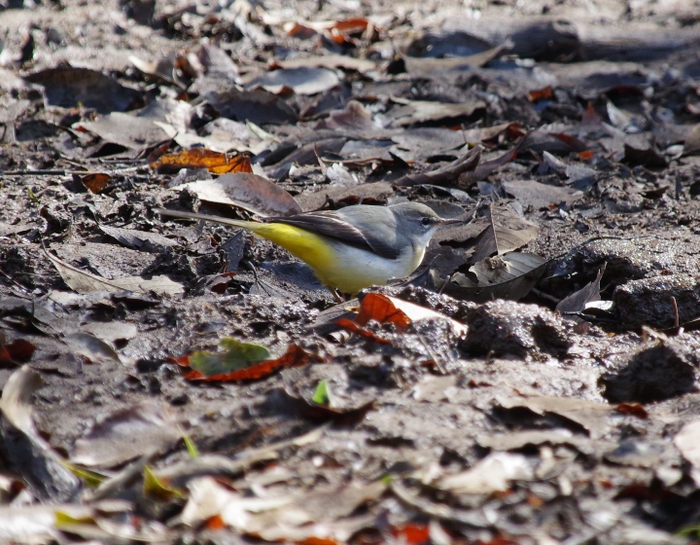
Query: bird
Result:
<box><xmin>155</xmin><ymin>202</ymin><xmax>460</xmax><ymax>295</ymax></box>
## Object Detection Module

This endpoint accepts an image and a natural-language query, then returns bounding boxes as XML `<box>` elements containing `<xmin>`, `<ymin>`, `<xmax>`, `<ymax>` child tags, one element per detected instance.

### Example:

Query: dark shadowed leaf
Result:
<box><xmin>556</xmin><ymin>263</ymin><xmax>606</xmax><ymax>318</ymax></box>
<box><xmin>446</xmin><ymin>254</ymin><xmax>548</xmax><ymax>302</ymax></box>
<box><xmin>204</xmin><ymin>89</ymin><xmax>298</xmax><ymax>125</ymax></box>
<box><xmin>24</xmin><ymin>67</ymin><xmax>142</xmax><ymax>113</ymax></box>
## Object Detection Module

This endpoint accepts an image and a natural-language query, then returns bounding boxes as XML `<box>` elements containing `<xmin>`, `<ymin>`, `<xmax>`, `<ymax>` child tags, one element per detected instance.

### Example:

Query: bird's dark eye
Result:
<box><xmin>420</xmin><ymin>217</ymin><xmax>432</xmax><ymax>227</ymax></box>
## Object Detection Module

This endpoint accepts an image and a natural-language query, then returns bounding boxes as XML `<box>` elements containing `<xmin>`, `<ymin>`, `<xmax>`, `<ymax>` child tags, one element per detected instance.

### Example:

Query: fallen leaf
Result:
<box><xmin>183</xmin><ymin>344</ymin><xmax>322</xmax><ymax>382</ymax></box>
<box><xmin>556</xmin><ymin>264</ymin><xmax>606</xmax><ymax>318</ymax></box>
<box><xmin>24</xmin><ymin>67</ymin><xmax>141</xmax><ymax>113</ymax></box>
<box><xmin>0</xmin><ymin>366</ymin><xmax>80</xmax><ymax>500</ymax></box>
<box><xmin>469</xmin><ymin>252</ymin><xmax>548</xmax><ymax>286</ymax></box>
<box><xmin>389</xmin><ymin>97</ymin><xmax>486</xmax><ymax>127</ymax></box>
<box><xmin>0</xmin><ymin>338</ymin><xmax>36</xmax><ymax>366</ymax></box>
<box><xmin>249</xmin><ymin>67</ymin><xmax>340</xmax><ymax>95</ymax></box>
<box><xmin>182</xmin><ymin>475</ymin><xmax>385</xmax><ymax>541</ymax></box>
<box><xmin>80</xmin><ymin>173</ymin><xmax>112</xmax><ymax>194</ymax></box>
<box><xmin>45</xmin><ymin>249</ymin><xmax>184</xmax><ymax>297</ymax></box>
<box><xmin>277</xmin><ymin>55</ymin><xmax>376</xmax><ymax>74</ymax></box>
<box><xmin>496</xmin><ymin>394</ymin><xmax>615</xmax><ymax>439</ymax></box>
<box><xmin>71</xmin><ymin>402</ymin><xmax>179</xmax><ymax>468</ymax></box>
<box><xmin>150</xmin><ymin>149</ymin><xmax>253</xmax><ymax>174</ymax></box>
<box><xmin>76</xmin><ymin>112</ymin><xmax>171</xmax><ymax>150</ymax></box>
<box><xmin>62</xmin><ymin>332</ymin><xmax>122</xmax><ymax>364</ymax></box>
<box><xmin>189</xmin><ymin>338</ymin><xmax>272</xmax><ymax>377</ymax></box>
<box><xmin>355</xmin><ymin>293</ymin><xmax>467</xmax><ymax>336</ymax></box>
<box><xmin>437</xmin><ymin>452</ymin><xmax>534</xmax><ymax>494</ymax></box>
<box><xmin>445</xmin><ymin>256</ymin><xmax>548</xmax><ymax>302</ymax></box>
<box><xmin>203</xmin><ymin>88</ymin><xmax>298</xmax><ymax>125</ymax></box>
<box><xmin>171</xmin><ymin>172</ymin><xmax>302</xmax><ymax>217</ymax></box>
<box><xmin>470</xmin><ymin>202</ymin><xmax>540</xmax><ymax>263</ymax></box>
<box><xmin>502</xmin><ymin>180</ymin><xmax>584</xmax><ymax>209</ymax></box>
<box><xmin>98</xmin><ymin>224</ymin><xmax>179</xmax><ymax>251</ymax></box>
<box><xmin>674</xmin><ymin>419</ymin><xmax>700</xmax><ymax>485</ymax></box>
<box><xmin>528</xmin><ymin>86</ymin><xmax>554</xmax><ymax>101</ymax></box>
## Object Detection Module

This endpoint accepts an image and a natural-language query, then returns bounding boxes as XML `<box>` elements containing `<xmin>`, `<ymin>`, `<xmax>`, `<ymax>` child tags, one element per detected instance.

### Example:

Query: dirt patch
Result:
<box><xmin>2</xmin><ymin>0</ymin><xmax>700</xmax><ymax>542</ymax></box>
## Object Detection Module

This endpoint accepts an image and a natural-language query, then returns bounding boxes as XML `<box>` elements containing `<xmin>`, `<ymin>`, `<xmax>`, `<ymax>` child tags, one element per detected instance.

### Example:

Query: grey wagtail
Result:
<box><xmin>155</xmin><ymin>202</ymin><xmax>459</xmax><ymax>294</ymax></box>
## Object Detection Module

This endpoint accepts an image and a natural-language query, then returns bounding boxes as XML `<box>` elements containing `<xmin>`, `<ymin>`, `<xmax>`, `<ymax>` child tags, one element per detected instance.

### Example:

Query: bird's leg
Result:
<box><xmin>326</xmin><ymin>285</ymin><xmax>345</xmax><ymax>303</ymax></box>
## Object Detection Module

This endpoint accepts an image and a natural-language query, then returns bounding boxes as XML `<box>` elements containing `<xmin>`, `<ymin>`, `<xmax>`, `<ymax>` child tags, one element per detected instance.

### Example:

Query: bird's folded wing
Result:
<box><xmin>272</xmin><ymin>211</ymin><xmax>401</xmax><ymax>260</ymax></box>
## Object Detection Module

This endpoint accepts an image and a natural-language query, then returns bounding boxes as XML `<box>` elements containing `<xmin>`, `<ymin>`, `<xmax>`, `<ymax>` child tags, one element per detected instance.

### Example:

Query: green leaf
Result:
<box><xmin>143</xmin><ymin>465</ymin><xmax>184</xmax><ymax>500</ymax></box>
<box><xmin>61</xmin><ymin>460</ymin><xmax>107</xmax><ymax>488</ymax></box>
<box><xmin>55</xmin><ymin>511</ymin><xmax>95</xmax><ymax>528</ymax></box>
<box><xmin>190</xmin><ymin>337</ymin><xmax>271</xmax><ymax>376</ymax></box>
<box><xmin>180</xmin><ymin>426</ymin><xmax>199</xmax><ymax>458</ymax></box>
<box><xmin>312</xmin><ymin>379</ymin><xmax>330</xmax><ymax>405</ymax></box>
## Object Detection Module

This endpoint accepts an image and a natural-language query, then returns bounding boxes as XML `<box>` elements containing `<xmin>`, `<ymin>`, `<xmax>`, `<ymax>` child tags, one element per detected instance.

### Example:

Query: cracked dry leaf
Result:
<box><xmin>496</xmin><ymin>394</ymin><xmax>615</xmax><ymax>439</ymax></box>
<box><xmin>171</xmin><ymin>172</ymin><xmax>302</xmax><ymax>217</ymax></box>
<box><xmin>446</xmin><ymin>252</ymin><xmax>548</xmax><ymax>301</ymax></box>
<box><xmin>469</xmin><ymin>252</ymin><xmax>547</xmax><ymax>286</ymax></box>
<box><xmin>388</xmin><ymin>97</ymin><xmax>486</xmax><ymax>127</ymax></box>
<box><xmin>45</xmin><ymin>250</ymin><xmax>184</xmax><ymax>297</ymax></box>
<box><xmin>183</xmin><ymin>476</ymin><xmax>385</xmax><ymax>541</ymax></box>
<box><xmin>470</xmin><ymin>202</ymin><xmax>540</xmax><ymax>263</ymax></box>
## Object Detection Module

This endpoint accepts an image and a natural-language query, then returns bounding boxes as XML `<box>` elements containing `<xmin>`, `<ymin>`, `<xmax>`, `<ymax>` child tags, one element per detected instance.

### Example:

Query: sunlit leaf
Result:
<box><xmin>185</xmin><ymin>344</ymin><xmax>321</xmax><ymax>382</ymax></box>
<box><xmin>143</xmin><ymin>465</ymin><xmax>185</xmax><ymax>500</ymax></box>
<box><xmin>55</xmin><ymin>511</ymin><xmax>95</xmax><ymax>528</ymax></box>
<box><xmin>179</xmin><ymin>427</ymin><xmax>199</xmax><ymax>458</ymax></box>
<box><xmin>189</xmin><ymin>338</ymin><xmax>272</xmax><ymax>376</ymax></box>
<box><xmin>150</xmin><ymin>149</ymin><xmax>253</xmax><ymax>174</ymax></box>
<box><xmin>61</xmin><ymin>461</ymin><xmax>108</xmax><ymax>488</ymax></box>
<box><xmin>312</xmin><ymin>379</ymin><xmax>330</xmax><ymax>406</ymax></box>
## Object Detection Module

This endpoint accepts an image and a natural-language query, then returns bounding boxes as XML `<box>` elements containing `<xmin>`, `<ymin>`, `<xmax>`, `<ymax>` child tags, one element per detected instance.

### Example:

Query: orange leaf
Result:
<box><xmin>355</xmin><ymin>293</ymin><xmax>412</xmax><ymax>330</ymax></box>
<box><xmin>332</xmin><ymin>17</ymin><xmax>369</xmax><ymax>34</ymax></box>
<box><xmin>298</xmin><ymin>537</ymin><xmax>339</xmax><ymax>545</ymax></box>
<box><xmin>615</xmin><ymin>403</ymin><xmax>648</xmax><ymax>419</ymax></box>
<box><xmin>80</xmin><ymin>173</ymin><xmax>112</xmax><ymax>194</ymax></box>
<box><xmin>150</xmin><ymin>149</ymin><xmax>253</xmax><ymax>174</ymax></box>
<box><xmin>206</xmin><ymin>515</ymin><xmax>225</xmax><ymax>530</ymax></box>
<box><xmin>336</xmin><ymin>318</ymin><xmax>391</xmax><ymax>344</ymax></box>
<box><xmin>391</xmin><ymin>523</ymin><xmax>430</xmax><ymax>545</ymax></box>
<box><xmin>528</xmin><ymin>86</ymin><xmax>554</xmax><ymax>102</ymax></box>
<box><xmin>185</xmin><ymin>344</ymin><xmax>321</xmax><ymax>382</ymax></box>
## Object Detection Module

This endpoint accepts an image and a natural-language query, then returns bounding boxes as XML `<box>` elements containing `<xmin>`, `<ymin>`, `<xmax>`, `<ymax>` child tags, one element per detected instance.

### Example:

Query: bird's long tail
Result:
<box><xmin>154</xmin><ymin>208</ymin><xmax>256</xmax><ymax>230</ymax></box>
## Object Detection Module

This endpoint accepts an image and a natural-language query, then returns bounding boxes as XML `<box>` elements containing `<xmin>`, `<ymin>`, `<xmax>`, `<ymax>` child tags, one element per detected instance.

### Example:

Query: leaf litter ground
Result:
<box><xmin>3</xmin><ymin>0</ymin><xmax>700</xmax><ymax>543</ymax></box>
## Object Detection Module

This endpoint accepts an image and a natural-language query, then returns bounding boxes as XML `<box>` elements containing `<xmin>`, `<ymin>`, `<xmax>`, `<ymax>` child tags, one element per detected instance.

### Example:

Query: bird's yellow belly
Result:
<box><xmin>247</xmin><ymin>222</ymin><xmax>422</xmax><ymax>293</ymax></box>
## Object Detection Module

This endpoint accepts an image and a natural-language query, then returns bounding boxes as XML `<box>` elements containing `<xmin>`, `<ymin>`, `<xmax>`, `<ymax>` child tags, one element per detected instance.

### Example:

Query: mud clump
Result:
<box><xmin>601</xmin><ymin>341</ymin><xmax>698</xmax><ymax>403</ymax></box>
<box><xmin>459</xmin><ymin>300</ymin><xmax>570</xmax><ymax>358</ymax></box>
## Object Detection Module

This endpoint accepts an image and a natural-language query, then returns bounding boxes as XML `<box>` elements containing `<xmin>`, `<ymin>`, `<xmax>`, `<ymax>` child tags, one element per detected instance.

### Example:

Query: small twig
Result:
<box><xmin>418</xmin><ymin>333</ymin><xmax>447</xmax><ymax>375</ymax></box>
<box><xmin>671</xmin><ymin>296</ymin><xmax>680</xmax><ymax>329</ymax></box>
